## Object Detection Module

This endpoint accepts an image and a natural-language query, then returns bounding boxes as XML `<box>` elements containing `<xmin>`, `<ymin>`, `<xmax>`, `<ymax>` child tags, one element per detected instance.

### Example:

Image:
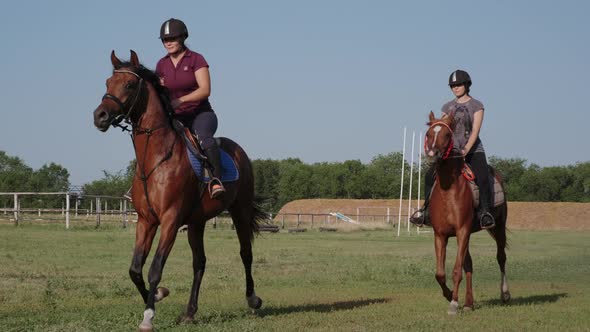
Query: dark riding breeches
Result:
<box><xmin>465</xmin><ymin>152</ymin><xmax>493</xmax><ymax>210</ymax></box>
<box><xmin>190</xmin><ymin>111</ymin><xmax>218</xmax><ymax>150</ymax></box>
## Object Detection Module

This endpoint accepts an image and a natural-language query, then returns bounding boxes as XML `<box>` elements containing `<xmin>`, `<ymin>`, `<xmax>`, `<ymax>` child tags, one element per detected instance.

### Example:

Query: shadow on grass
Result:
<box><xmin>256</xmin><ymin>297</ymin><xmax>392</xmax><ymax>317</ymax></box>
<box><xmin>482</xmin><ymin>292</ymin><xmax>568</xmax><ymax>306</ymax></box>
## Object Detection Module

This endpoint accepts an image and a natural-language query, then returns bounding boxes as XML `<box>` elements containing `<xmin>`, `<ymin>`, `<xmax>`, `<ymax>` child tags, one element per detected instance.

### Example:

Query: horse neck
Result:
<box><xmin>132</xmin><ymin>84</ymin><xmax>170</xmax><ymax>130</ymax></box>
<box><xmin>435</xmin><ymin>157</ymin><xmax>465</xmax><ymax>189</ymax></box>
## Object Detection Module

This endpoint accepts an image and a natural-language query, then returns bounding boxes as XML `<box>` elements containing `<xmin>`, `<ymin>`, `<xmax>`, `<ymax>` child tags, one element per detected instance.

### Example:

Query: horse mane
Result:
<box><xmin>114</xmin><ymin>61</ymin><xmax>175</xmax><ymax>116</ymax></box>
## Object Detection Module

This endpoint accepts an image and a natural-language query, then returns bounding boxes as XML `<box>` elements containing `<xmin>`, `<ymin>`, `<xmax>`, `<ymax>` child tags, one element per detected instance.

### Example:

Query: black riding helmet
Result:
<box><xmin>449</xmin><ymin>69</ymin><xmax>472</xmax><ymax>88</ymax></box>
<box><xmin>159</xmin><ymin>18</ymin><xmax>188</xmax><ymax>40</ymax></box>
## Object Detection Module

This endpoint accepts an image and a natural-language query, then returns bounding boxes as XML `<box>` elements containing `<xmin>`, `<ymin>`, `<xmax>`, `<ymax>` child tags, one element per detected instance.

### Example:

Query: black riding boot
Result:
<box><xmin>410</xmin><ymin>166</ymin><xmax>435</xmax><ymax>227</ymax></box>
<box><xmin>478</xmin><ymin>189</ymin><xmax>495</xmax><ymax>229</ymax></box>
<box><xmin>469</xmin><ymin>153</ymin><xmax>495</xmax><ymax>229</ymax></box>
<box><xmin>204</xmin><ymin>145</ymin><xmax>226</xmax><ymax>199</ymax></box>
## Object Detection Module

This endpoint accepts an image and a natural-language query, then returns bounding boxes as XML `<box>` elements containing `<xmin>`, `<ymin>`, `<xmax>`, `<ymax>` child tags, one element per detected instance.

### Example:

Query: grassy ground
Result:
<box><xmin>0</xmin><ymin>223</ymin><xmax>589</xmax><ymax>331</ymax></box>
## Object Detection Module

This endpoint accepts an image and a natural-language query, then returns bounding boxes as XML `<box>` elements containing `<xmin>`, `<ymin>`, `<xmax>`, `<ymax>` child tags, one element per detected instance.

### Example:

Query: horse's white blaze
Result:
<box><xmin>432</xmin><ymin>125</ymin><xmax>442</xmax><ymax>148</ymax></box>
<box><xmin>139</xmin><ymin>309</ymin><xmax>154</xmax><ymax>330</ymax></box>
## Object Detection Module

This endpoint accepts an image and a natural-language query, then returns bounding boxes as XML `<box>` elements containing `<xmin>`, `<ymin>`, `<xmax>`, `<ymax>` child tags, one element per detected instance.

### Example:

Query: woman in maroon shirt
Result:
<box><xmin>156</xmin><ymin>18</ymin><xmax>225</xmax><ymax>198</ymax></box>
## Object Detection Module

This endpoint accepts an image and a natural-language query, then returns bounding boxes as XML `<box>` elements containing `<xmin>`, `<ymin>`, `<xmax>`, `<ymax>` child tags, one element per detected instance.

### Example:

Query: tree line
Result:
<box><xmin>1</xmin><ymin>150</ymin><xmax>588</xmax><ymax>212</ymax></box>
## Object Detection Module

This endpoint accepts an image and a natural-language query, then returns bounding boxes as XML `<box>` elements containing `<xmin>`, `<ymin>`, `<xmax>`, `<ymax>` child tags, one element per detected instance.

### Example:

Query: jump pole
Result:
<box><xmin>397</xmin><ymin>127</ymin><xmax>406</xmax><ymax>237</ymax></box>
<box><xmin>407</xmin><ymin>131</ymin><xmax>415</xmax><ymax>234</ymax></box>
<box><xmin>417</xmin><ymin>132</ymin><xmax>423</xmax><ymax>235</ymax></box>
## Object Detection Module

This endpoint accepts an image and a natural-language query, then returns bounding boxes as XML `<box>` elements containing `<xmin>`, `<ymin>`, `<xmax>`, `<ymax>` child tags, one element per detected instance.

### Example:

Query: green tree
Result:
<box><xmin>0</xmin><ymin>151</ymin><xmax>33</xmax><ymax>192</ymax></box>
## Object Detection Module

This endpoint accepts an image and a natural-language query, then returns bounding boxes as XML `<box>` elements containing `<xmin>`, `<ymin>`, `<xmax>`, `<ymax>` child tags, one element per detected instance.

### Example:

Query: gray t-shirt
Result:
<box><xmin>441</xmin><ymin>98</ymin><xmax>485</xmax><ymax>154</ymax></box>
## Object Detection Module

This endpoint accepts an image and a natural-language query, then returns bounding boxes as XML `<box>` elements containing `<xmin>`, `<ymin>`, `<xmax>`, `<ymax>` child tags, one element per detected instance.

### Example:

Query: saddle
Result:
<box><xmin>171</xmin><ymin>120</ymin><xmax>239</xmax><ymax>183</ymax></box>
<box><xmin>431</xmin><ymin>165</ymin><xmax>505</xmax><ymax>208</ymax></box>
<box><xmin>464</xmin><ymin>165</ymin><xmax>505</xmax><ymax>208</ymax></box>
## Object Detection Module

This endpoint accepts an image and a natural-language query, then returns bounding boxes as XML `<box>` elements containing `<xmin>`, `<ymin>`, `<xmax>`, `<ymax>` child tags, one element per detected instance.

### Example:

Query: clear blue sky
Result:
<box><xmin>0</xmin><ymin>0</ymin><xmax>588</xmax><ymax>185</ymax></box>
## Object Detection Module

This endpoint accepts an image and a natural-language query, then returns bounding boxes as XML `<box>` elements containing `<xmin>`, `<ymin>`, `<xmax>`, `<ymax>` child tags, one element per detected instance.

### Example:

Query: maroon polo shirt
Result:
<box><xmin>156</xmin><ymin>49</ymin><xmax>212</xmax><ymax>121</ymax></box>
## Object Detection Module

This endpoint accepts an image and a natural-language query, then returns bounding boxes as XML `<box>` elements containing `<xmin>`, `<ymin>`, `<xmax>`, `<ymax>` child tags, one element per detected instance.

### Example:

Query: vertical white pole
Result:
<box><xmin>407</xmin><ymin>131</ymin><xmax>415</xmax><ymax>234</ymax></box>
<box><xmin>387</xmin><ymin>207</ymin><xmax>390</xmax><ymax>224</ymax></box>
<box><xmin>75</xmin><ymin>198</ymin><xmax>79</xmax><ymax>217</ymax></box>
<box><xmin>356</xmin><ymin>207</ymin><xmax>360</xmax><ymax>223</ymax></box>
<box><xmin>417</xmin><ymin>132</ymin><xmax>423</xmax><ymax>235</ymax></box>
<box><xmin>13</xmin><ymin>193</ymin><xmax>18</xmax><ymax>225</ymax></box>
<box><xmin>65</xmin><ymin>193</ymin><xmax>70</xmax><ymax>229</ymax></box>
<box><xmin>397</xmin><ymin>127</ymin><xmax>407</xmax><ymax>237</ymax></box>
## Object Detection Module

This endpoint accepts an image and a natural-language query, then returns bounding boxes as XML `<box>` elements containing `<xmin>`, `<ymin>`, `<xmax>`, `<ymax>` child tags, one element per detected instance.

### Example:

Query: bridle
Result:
<box><xmin>101</xmin><ymin>68</ymin><xmax>175</xmax><ymax>224</ymax></box>
<box><xmin>101</xmin><ymin>69</ymin><xmax>145</xmax><ymax>131</ymax></box>
<box><xmin>424</xmin><ymin>121</ymin><xmax>454</xmax><ymax>160</ymax></box>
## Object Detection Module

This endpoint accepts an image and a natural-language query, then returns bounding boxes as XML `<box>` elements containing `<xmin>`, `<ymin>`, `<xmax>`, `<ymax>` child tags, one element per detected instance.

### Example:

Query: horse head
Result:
<box><xmin>93</xmin><ymin>50</ymin><xmax>145</xmax><ymax>131</ymax></box>
<box><xmin>424</xmin><ymin>111</ymin><xmax>455</xmax><ymax>160</ymax></box>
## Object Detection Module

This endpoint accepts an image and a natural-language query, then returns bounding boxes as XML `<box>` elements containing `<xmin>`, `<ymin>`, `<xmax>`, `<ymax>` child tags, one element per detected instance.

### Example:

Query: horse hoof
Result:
<box><xmin>138</xmin><ymin>324</ymin><xmax>153</xmax><ymax>332</ymax></box>
<box><xmin>447</xmin><ymin>300</ymin><xmax>459</xmax><ymax>315</ymax></box>
<box><xmin>463</xmin><ymin>305</ymin><xmax>474</xmax><ymax>312</ymax></box>
<box><xmin>155</xmin><ymin>287</ymin><xmax>170</xmax><ymax>302</ymax></box>
<box><xmin>247</xmin><ymin>293</ymin><xmax>263</xmax><ymax>310</ymax></box>
<box><xmin>139</xmin><ymin>309</ymin><xmax>154</xmax><ymax>332</ymax></box>
<box><xmin>502</xmin><ymin>291</ymin><xmax>511</xmax><ymax>303</ymax></box>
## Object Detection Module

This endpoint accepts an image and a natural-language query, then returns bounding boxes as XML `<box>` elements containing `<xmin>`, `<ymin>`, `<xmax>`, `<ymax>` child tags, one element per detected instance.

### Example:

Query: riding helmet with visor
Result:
<box><xmin>449</xmin><ymin>69</ymin><xmax>472</xmax><ymax>88</ymax></box>
<box><xmin>160</xmin><ymin>18</ymin><xmax>188</xmax><ymax>40</ymax></box>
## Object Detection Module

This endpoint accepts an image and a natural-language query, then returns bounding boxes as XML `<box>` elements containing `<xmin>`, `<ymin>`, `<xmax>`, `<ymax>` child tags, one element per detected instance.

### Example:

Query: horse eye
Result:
<box><xmin>125</xmin><ymin>82</ymin><xmax>134</xmax><ymax>90</ymax></box>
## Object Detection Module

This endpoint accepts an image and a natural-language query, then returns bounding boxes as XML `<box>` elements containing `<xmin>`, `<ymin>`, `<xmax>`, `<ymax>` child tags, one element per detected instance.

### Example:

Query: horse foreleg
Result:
<box><xmin>231</xmin><ymin>206</ymin><xmax>263</xmax><ymax>311</ymax></box>
<box><xmin>448</xmin><ymin>230</ymin><xmax>470</xmax><ymax>315</ymax></box>
<box><xmin>434</xmin><ymin>234</ymin><xmax>452</xmax><ymax>302</ymax></box>
<box><xmin>139</xmin><ymin>222</ymin><xmax>179</xmax><ymax>332</ymax></box>
<box><xmin>463</xmin><ymin>249</ymin><xmax>474</xmax><ymax>311</ymax></box>
<box><xmin>129</xmin><ymin>220</ymin><xmax>158</xmax><ymax>304</ymax></box>
<box><xmin>178</xmin><ymin>222</ymin><xmax>207</xmax><ymax>324</ymax></box>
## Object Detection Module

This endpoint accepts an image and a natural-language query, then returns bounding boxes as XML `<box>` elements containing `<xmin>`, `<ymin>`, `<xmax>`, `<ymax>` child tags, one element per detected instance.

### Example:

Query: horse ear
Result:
<box><xmin>130</xmin><ymin>50</ymin><xmax>140</xmax><ymax>67</ymax></box>
<box><xmin>427</xmin><ymin>111</ymin><xmax>435</xmax><ymax>125</ymax></box>
<box><xmin>111</xmin><ymin>50</ymin><xmax>122</xmax><ymax>67</ymax></box>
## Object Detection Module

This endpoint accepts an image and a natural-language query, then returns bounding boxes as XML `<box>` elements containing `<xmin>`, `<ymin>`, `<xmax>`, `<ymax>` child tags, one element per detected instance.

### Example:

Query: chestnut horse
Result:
<box><xmin>93</xmin><ymin>50</ymin><xmax>265</xmax><ymax>331</ymax></box>
<box><xmin>424</xmin><ymin>111</ymin><xmax>510</xmax><ymax>315</ymax></box>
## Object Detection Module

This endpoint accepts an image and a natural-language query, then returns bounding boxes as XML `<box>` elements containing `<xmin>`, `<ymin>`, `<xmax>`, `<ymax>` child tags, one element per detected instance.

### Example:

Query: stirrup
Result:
<box><xmin>410</xmin><ymin>207</ymin><xmax>429</xmax><ymax>227</ymax></box>
<box><xmin>479</xmin><ymin>211</ymin><xmax>495</xmax><ymax>229</ymax></box>
<box><xmin>208</xmin><ymin>177</ymin><xmax>225</xmax><ymax>199</ymax></box>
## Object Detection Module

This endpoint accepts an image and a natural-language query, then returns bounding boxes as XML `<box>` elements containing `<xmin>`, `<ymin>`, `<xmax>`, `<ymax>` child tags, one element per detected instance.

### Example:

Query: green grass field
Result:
<box><xmin>1</xmin><ymin>223</ymin><xmax>589</xmax><ymax>331</ymax></box>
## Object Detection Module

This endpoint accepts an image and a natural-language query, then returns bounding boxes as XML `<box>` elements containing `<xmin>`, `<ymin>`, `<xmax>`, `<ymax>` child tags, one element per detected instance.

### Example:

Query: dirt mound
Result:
<box><xmin>277</xmin><ymin>199</ymin><xmax>590</xmax><ymax>231</ymax></box>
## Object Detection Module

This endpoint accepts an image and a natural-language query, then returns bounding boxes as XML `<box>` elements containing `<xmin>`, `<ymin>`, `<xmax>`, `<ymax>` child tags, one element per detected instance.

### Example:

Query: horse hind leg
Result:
<box><xmin>229</xmin><ymin>202</ymin><xmax>263</xmax><ymax>311</ymax></box>
<box><xmin>491</xmin><ymin>210</ymin><xmax>510</xmax><ymax>303</ymax></box>
<box><xmin>178</xmin><ymin>222</ymin><xmax>207</xmax><ymax>324</ymax></box>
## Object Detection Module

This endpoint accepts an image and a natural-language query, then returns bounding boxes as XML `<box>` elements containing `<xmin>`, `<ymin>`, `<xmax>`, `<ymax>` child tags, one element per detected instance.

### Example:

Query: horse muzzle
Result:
<box><xmin>93</xmin><ymin>106</ymin><xmax>112</xmax><ymax>132</ymax></box>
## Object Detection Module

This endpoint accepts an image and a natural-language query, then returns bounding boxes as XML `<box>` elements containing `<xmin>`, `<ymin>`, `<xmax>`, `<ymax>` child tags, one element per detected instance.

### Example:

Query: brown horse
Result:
<box><xmin>93</xmin><ymin>50</ymin><xmax>266</xmax><ymax>331</ymax></box>
<box><xmin>424</xmin><ymin>111</ymin><xmax>510</xmax><ymax>315</ymax></box>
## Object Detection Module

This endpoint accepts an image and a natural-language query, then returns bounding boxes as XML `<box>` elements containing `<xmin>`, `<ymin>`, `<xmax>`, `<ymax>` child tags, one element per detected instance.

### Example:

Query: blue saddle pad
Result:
<box><xmin>186</xmin><ymin>147</ymin><xmax>239</xmax><ymax>183</ymax></box>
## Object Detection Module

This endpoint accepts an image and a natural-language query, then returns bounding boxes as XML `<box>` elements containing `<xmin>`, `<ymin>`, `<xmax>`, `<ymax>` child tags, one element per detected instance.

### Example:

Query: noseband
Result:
<box><xmin>424</xmin><ymin>121</ymin><xmax>454</xmax><ymax>160</ymax></box>
<box><xmin>101</xmin><ymin>69</ymin><xmax>144</xmax><ymax>128</ymax></box>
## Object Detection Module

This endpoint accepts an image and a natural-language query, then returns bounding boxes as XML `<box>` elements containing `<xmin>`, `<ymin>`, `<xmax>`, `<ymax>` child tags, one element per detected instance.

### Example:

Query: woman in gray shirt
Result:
<box><xmin>411</xmin><ymin>70</ymin><xmax>495</xmax><ymax>229</ymax></box>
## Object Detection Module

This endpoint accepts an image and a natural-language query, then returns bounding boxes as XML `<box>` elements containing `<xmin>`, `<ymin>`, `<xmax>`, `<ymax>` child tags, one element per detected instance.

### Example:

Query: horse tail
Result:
<box><xmin>249</xmin><ymin>197</ymin><xmax>268</xmax><ymax>239</ymax></box>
